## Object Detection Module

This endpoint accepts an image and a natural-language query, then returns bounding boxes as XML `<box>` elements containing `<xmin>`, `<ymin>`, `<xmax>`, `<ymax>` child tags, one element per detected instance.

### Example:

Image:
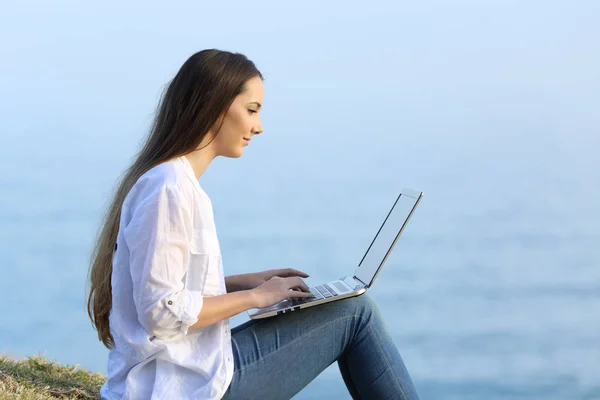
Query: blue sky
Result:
<box><xmin>2</xmin><ymin>1</ymin><xmax>598</xmax><ymax>130</ymax></box>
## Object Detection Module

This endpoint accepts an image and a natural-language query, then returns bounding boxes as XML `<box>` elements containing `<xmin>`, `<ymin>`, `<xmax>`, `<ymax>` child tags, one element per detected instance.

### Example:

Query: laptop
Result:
<box><xmin>248</xmin><ymin>188</ymin><xmax>423</xmax><ymax>319</ymax></box>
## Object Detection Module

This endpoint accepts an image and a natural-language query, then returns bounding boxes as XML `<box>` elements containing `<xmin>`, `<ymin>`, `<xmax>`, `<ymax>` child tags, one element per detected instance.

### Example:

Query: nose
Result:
<box><xmin>252</xmin><ymin>122</ymin><xmax>263</xmax><ymax>135</ymax></box>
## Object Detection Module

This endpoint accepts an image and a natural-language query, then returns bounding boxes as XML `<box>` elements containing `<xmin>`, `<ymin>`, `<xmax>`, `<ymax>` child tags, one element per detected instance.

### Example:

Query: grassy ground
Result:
<box><xmin>0</xmin><ymin>354</ymin><xmax>104</xmax><ymax>399</ymax></box>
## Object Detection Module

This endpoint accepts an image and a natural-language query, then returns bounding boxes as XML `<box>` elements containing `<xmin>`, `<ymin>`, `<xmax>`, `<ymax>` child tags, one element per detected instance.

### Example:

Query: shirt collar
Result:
<box><xmin>178</xmin><ymin>156</ymin><xmax>206</xmax><ymax>198</ymax></box>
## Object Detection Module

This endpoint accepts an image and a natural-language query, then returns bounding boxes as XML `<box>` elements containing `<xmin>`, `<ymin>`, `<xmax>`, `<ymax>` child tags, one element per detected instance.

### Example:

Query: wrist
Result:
<box><xmin>244</xmin><ymin>288</ymin><xmax>260</xmax><ymax>309</ymax></box>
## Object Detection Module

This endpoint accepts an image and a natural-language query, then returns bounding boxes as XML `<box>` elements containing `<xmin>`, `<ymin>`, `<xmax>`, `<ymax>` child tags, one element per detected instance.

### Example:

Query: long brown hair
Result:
<box><xmin>87</xmin><ymin>49</ymin><xmax>263</xmax><ymax>348</ymax></box>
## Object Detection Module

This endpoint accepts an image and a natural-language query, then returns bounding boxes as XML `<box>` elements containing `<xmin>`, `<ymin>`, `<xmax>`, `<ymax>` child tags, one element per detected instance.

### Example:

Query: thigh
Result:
<box><xmin>222</xmin><ymin>296</ymin><xmax>367</xmax><ymax>400</ymax></box>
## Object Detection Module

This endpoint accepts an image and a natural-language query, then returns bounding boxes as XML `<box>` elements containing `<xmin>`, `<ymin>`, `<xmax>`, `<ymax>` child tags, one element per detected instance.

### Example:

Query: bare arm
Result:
<box><xmin>189</xmin><ymin>276</ymin><xmax>312</xmax><ymax>331</ymax></box>
<box><xmin>224</xmin><ymin>274</ymin><xmax>256</xmax><ymax>293</ymax></box>
<box><xmin>189</xmin><ymin>290</ymin><xmax>256</xmax><ymax>330</ymax></box>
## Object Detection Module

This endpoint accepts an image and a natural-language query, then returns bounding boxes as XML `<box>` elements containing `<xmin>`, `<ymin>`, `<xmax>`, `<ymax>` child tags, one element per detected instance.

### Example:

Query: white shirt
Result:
<box><xmin>101</xmin><ymin>156</ymin><xmax>234</xmax><ymax>400</ymax></box>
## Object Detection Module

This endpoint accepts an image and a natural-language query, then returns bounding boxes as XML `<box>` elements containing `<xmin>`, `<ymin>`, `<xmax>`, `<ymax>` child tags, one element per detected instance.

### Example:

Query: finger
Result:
<box><xmin>277</xmin><ymin>268</ymin><xmax>309</xmax><ymax>278</ymax></box>
<box><xmin>288</xmin><ymin>290</ymin><xmax>313</xmax><ymax>298</ymax></box>
<box><xmin>287</xmin><ymin>277</ymin><xmax>310</xmax><ymax>292</ymax></box>
<box><xmin>289</xmin><ymin>268</ymin><xmax>310</xmax><ymax>278</ymax></box>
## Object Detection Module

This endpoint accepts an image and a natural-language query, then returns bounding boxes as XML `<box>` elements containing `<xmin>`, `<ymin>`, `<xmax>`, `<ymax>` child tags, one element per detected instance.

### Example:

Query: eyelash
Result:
<box><xmin>248</xmin><ymin>110</ymin><xmax>258</xmax><ymax>115</ymax></box>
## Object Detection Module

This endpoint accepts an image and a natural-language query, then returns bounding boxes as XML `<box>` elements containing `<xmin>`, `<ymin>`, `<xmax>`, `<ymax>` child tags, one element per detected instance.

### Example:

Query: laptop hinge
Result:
<box><xmin>353</xmin><ymin>275</ymin><xmax>368</xmax><ymax>288</ymax></box>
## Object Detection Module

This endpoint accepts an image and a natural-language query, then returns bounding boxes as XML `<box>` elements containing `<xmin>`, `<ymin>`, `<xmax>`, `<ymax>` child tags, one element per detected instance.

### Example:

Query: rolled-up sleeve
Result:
<box><xmin>124</xmin><ymin>183</ymin><xmax>204</xmax><ymax>339</ymax></box>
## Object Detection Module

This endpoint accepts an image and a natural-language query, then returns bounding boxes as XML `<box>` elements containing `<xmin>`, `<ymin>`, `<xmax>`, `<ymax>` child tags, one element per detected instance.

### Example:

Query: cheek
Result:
<box><xmin>218</xmin><ymin>107</ymin><xmax>252</xmax><ymax>141</ymax></box>
<box><xmin>229</xmin><ymin>111</ymin><xmax>252</xmax><ymax>135</ymax></box>
<box><xmin>217</xmin><ymin>114</ymin><xmax>244</xmax><ymax>143</ymax></box>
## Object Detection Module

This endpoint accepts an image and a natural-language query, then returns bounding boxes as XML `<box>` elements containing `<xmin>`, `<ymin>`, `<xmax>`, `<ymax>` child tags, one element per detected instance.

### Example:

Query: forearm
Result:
<box><xmin>225</xmin><ymin>273</ymin><xmax>255</xmax><ymax>292</ymax></box>
<box><xmin>189</xmin><ymin>290</ymin><xmax>257</xmax><ymax>331</ymax></box>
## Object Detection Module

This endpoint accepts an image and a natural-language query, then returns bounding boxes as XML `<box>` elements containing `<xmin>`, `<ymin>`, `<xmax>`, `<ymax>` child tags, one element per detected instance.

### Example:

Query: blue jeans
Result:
<box><xmin>222</xmin><ymin>294</ymin><xmax>420</xmax><ymax>400</ymax></box>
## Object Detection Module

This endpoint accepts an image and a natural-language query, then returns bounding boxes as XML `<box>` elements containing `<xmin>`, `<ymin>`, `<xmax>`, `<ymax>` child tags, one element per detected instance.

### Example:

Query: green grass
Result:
<box><xmin>0</xmin><ymin>354</ymin><xmax>105</xmax><ymax>399</ymax></box>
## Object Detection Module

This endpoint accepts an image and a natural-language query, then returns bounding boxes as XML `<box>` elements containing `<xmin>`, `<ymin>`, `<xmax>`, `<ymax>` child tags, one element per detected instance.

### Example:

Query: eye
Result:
<box><xmin>248</xmin><ymin>109</ymin><xmax>258</xmax><ymax>115</ymax></box>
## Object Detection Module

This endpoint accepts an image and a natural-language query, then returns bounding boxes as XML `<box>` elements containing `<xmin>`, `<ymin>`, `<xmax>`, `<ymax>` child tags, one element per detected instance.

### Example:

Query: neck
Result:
<box><xmin>184</xmin><ymin>147</ymin><xmax>216</xmax><ymax>179</ymax></box>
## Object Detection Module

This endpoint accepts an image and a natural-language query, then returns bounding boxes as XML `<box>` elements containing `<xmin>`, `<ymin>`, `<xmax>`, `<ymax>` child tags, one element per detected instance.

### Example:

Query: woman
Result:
<box><xmin>87</xmin><ymin>49</ymin><xmax>420</xmax><ymax>400</ymax></box>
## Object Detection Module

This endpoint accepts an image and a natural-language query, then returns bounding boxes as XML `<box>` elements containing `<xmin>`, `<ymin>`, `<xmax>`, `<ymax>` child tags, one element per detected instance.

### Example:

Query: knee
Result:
<box><xmin>343</xmin><ymin>294</ymin><xmax>382</xmax><ymax>321</ymax></box>
<box><xmin>349</xmin><ymin>295</ymin><xmax>394</xmax><ymax>339</ymax></box>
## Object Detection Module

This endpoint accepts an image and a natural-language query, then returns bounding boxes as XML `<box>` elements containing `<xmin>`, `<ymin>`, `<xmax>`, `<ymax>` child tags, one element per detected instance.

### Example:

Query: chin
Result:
<box><xmin>223</xmin><ymin>148</ymin><xmax>244</xmax><ymax>159</ymax></box>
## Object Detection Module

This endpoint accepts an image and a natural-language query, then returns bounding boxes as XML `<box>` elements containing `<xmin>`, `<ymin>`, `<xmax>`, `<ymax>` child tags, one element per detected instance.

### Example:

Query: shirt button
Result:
<box><xmin>168</xmin><ymin>300</ymin><xmax>173</xmax><ymax>305</ymax></box>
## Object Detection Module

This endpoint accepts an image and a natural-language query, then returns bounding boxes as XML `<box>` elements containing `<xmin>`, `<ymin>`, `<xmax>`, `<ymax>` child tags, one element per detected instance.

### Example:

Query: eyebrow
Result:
<box><xmin>247</xmin><ymin>101</ymin><xmax>262</xmax><ymax>108</ymax></box>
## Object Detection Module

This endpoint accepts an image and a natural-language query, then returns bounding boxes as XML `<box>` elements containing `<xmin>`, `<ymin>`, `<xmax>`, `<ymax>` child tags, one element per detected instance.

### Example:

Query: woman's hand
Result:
<box><xmin>253</xmin><ymin>268</ymin><xmax>309</xmax><ymax>286</ymax></box>
<box><xmin>227</xmin><ymin>268</ymin><xmax>309</xmax><ymax>292</ymax></box>
<box><xmin>250</xmin><ymin>276</ymin><xmax>313</xmax><ymax>309</ymax></box>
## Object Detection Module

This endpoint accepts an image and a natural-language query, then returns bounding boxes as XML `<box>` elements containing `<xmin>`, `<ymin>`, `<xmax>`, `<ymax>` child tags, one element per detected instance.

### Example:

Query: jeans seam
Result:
<box><xmin>367</xmin><ymin>324</ymin><xmax>407</xmax><ymax>399</ymax></box>
<box><xmin>237</xmin><ymin>314</ymin><xmax>357</xmax><ymax>373</ymax></box>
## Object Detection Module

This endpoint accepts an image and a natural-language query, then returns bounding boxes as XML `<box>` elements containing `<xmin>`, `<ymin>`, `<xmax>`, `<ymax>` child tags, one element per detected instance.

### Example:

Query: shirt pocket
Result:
<box><xmin>187</xmin><ymin>229</ymin><xmax>222</xmax><ymax>296</ymax></box>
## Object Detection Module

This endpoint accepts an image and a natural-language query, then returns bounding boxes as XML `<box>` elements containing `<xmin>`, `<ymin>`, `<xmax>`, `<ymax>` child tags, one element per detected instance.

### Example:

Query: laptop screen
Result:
<box><xmin>353</xmin><ymin>189</ymin><xmax>422</xmax><ymax>287</ymax></box>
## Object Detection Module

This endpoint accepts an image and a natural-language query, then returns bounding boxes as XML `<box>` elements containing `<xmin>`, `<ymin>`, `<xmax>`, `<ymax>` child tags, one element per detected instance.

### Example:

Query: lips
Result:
<box><xmin>243</xmin><ymin>137</ymin><xmax>250</xmax><ymax>142</ymax></box>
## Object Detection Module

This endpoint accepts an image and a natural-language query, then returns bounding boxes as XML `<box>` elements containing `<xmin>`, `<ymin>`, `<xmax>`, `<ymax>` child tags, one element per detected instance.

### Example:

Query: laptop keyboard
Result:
<box><xmin>287</xmin><ymin>284</ymin><xmax>338</xmax><ymax>306</ymax></box>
